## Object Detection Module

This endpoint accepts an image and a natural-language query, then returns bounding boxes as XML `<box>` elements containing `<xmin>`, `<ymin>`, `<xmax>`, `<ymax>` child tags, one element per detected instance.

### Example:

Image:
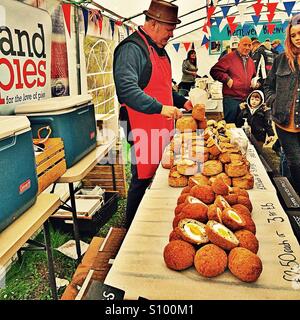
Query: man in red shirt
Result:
<box><xmin>210</xmin><ymin>36</ymin><xmax>257</xmax><ymax>125</ymax></box>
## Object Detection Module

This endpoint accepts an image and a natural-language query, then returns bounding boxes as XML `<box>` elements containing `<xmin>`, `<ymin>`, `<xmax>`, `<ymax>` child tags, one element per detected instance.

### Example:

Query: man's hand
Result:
<box><xmin>161</xmin><ymin>105</ymin><xmax>183</xmax><ymax>120</ymax></box>
<box><xmin>227</xmin><ymin>78</ymin><xmax>233</xmax><ymax>88</ymax></box>
<box><xmin>183</xmin><ymin>100</ymin><xmax>193</xmax><ymax>111</ymax></box>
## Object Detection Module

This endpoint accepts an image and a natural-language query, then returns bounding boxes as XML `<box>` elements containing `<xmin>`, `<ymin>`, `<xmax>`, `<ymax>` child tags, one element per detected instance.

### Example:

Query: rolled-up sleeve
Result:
<box><xmin>113</xmin><ymin>42</ymin><xmax>162</xmax><ymax>114</ymax></box>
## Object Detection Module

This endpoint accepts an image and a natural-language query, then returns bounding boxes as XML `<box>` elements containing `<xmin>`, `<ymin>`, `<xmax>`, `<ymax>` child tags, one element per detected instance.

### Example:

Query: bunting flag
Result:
<box><xmin>235</xmin><ymin>0</ymin><xmax>241</xmax><ymax>5</ymax></box>
<box><xmin>267</xmin><ymin>24</ymin><xmax>276</xmax><ymax>34</ymax></box>
<box><xmin>172</xmin><ymin>43</ymin><xmax>180</xmax><ymax>52</ymax></box>
<box><xmin>110</xmin><ymin>19</ymin><xmax>115</xmax><ymax>38</ymax></box>
<box><xmin>253</xmin><ymin>2</ymin><xmax>263</xmax><ymax>16</ymax></box>
<box><xmin>227</xmin><ymin>16</ymin><xmax>239</xmax><ymax>34</ymax></box>
<box><xmin>283</xmin><ymin>1</ymin><xmax>296</xmax><ymax>16</ymax></box>
<box><xmin>183</xmin><ymin>42</ymin><xmax>191</xmax><ymax>52</ymax></box>
<box><xmin>281</xmin><ymin>20</ymin><xmax>289</xmax><ymax>31</ymax></box>
<box><xmin>267</xmin><ymin>12</ymin><xmax>275</xmax><ymax>23</ymax></box>
<box><xmin>252</xmin><ymin>15</ymin><xmax>261</xmax><ymax>25</ymax></box>
<box><xmin>81</xmin><ymin>7</ymin><xmax>89</xmax><ymax>36</ymax></box>
<box><xmin>221</xmin><ymin>6</ymin><xmax>231</xmax><ymax>18</ymax></box>
<box><xmin>201</xmin><ymin>35</ymin><xmax>210</xmax><ymax>48</ymax></box>
<box><xmin>254</xmin><ymin>24</ymin><xmax>264</xmax><ymax>36</ymax></box>
<box><xmin>210</xmin><ymin>18</ymin><xmax>215</xmax><ymax>25</ymax></box>
<box><xmin>125</xmin><ymin>25</ymin><xmax>129</xmax><ymax>37</ymax></box>
<box><xmin>215</xmin><ymin>16</ymin><xmax>223</xmax><ymax>27</ymax></box>
<box><xmin>98</xmin><ymin>11</ymin><xmax>103</xmax><ymax>34</ymax></box>
<box><xmin>267</xmin><ymin>2</ymin><xmax>278</xmax><ymax>15</ymax></box>
<box><xmin>191</xmin><ymin>42</ymin><xmax>195</xmax><ymax>50</ymax></box>
<box><xmin>61</xmin><ymin>3</ymin><xmax>71</xmax><ymax>37</ymax></box>
<box><xmin>115</xmin><ymin>20</ymin><xmax>123</xmax><ymax>26</ymax></box>
<box><xmin>242</xmin><ymin>24</ymin><xmax>251</xmax><ymax>35</ymax></box>
<box><xmin>207</xmin><ymin>5</ymin><xmax>216</xmax><ymax>20</ymax></box>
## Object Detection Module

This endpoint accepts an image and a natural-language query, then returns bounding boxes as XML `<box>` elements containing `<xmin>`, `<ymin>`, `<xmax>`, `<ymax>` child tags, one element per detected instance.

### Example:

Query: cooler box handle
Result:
<box><xmin>78</xmin><ymin>108</ymin><xmax>90</xmax><ymax>115</ymax></box>
<box><xmin>0</xmin><ymin>135</ymin><xmax>17</xmax><ymax>152</ymax></box>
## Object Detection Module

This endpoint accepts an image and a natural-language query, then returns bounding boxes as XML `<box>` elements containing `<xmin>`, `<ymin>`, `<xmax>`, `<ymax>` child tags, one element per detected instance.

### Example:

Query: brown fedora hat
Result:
<box><xmin>143</xmin><ymin>0</ymin><xmax>181</xmax><ymax>24</ymax></box>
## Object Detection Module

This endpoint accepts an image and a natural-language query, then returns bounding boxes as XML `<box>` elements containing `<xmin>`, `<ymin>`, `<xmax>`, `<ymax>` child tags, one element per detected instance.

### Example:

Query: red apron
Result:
<box><xmin>125</xmin><ymin>31</ymin><xmax>174</xmax><ymax>179</ymax></box>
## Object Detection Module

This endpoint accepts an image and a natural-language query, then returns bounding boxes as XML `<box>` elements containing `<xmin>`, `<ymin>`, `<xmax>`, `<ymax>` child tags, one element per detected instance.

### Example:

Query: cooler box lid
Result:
<box><xmin>0</xmin><ymin>116</ymin><xmax>31</xmax><ymax>140</ymax></box>
<box><xmin>15</xmin><ymin>94</ymin><xmax>92</xmax><ymax>114</ymax></box>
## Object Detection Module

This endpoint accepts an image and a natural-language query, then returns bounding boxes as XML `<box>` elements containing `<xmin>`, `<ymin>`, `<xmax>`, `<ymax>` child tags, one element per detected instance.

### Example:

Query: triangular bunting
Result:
<box><xmin>253</xmin><ymin>2</ymin><xmax>263</xmax><ymax>16</ymax></box>
<box><xmin>110</xmin><ymin>19</ymin><xmax>115</xmax><ymax>38</ymax></box>
<box><xmin>202</xmin><ymin>23</ymin><xmax>209</xmax><ymax>34</ymax></box>
<box><xmin>207</xmin><ymin>6</ymin><xmax>216</xmax><ymax>20</ymax></box>
<box><xmin>221</xmin><ymin>6</ymin><xmax>231</xmax><ymax>18</ymax></box>
<box><xmin>252</xmin><ymin>15</ymin><xmax>261</xmax><ymax>26</ymax></box>
<box><xmin>235</xmin><ymin>0</ymin><xmax>241</xmax><ymax>5</ymax></box>
<box><xmin>267</xmin><ymin>24</ymin><xmax>276</xmax><ymax>34</ymax></box>
<box><xmin>125</xmin><ymin>25</ymin><xmax>130</xmax><ymax>37</ymax></box>
<box><xmin>81</xmin><ymin>7</ymin><xmax>89</xmax><ymax>36</ymax></box>
<box><xmin>201</xmin><ymin>35</ymin><xmax>210</xmax><ymax>47</ymax></box>
<box><xmin>183</xmin><ymin>42</ymin><xmax>191</xmax><ymax>52</ymax></box>
<box><xmin>267</xmin><ymin>12</ymin><xmax>275</xmax><ymax>23</ymax></box>
<box><xmin>61</xmin><ymin>3</ymin><xmax>71</xmax><ymax>37</ymax></box>
<box><xmin>210</xmin><ymin>18</ymin><xmax>215</xmax><ymax>25</ymax></box>
<box><xmin>227</xmin><ymin>16</ymin><xmax>239</xmax><ymax>34</ymax></box>
<box><xmin>242</xmin><ymin>24</ymin><xmax>251</xmax><ymax>35</ymax></box>
<box><xmin>283</xmin><ymin>1</ymin><xmax>296</xmax><ymax>16</ymax></box>
<box><xmin>254</xmin><ymin>24</ymin><xmax>264</xmax><ymax>36</ymax></box>
<box><xmin>191</xmin><ymin>42</ymin><xmax>195</xmax><ymax>50</ymax></box>
<box><xmin>215</xmin><ymin>16</ymin><xmax>223</xmax><ymax>27</ymax></box>
<box><xmin>281</xmin><ymin>20</ymin><xmax>289</xmax><ymax>31</ymax></box>
<box><xmin>267</xmin><ymin>3</ymin><xmax>278</xmax><ymax>15</ymax></box>
<box><xmin>172</xmin><ymin>43</ymin><xmax>180</xmax><ymax>52</ymax></box>
<box><xmin>98</xmin><ymin>11</ymin><xmax>103</xmax><ymax>34</ymax></box>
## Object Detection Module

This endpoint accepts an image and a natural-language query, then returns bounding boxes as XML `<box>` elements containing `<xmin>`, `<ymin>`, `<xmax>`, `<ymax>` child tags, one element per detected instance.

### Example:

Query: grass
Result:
<box><xmin>0</xmin><ymin>140</ymin><xmax>131</xmax><ymax>300</ymax></box>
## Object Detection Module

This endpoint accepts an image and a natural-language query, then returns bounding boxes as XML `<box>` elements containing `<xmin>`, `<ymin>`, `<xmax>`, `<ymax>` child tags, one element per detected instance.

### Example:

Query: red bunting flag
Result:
<box><xmin>207</xmin><ymin>6</ymin><xmax>216</xmax><ymax>20</ymax></box>
<box><xmin>227</xmin><ymin>16</ymin><xmax>239</xmax><ymax>34</ymax></box>
<box><xmin>267</xmin><ymin>24</ymin><xmax>276</xmax><ymax>34</ymax></box>
<box><xmin>62</xmin><ymin>3</ymin><xmax>72</xmax><ymax>37</ymax></box>
<box><xmin>183</xmin><ymin>42</ymin><xmax>191</xmax><ymax>52</ymax></box>
<box><xmin>253</xmin><ymin>2</ymin><xmax>263</xmax><ymax>16</ymax></box>
<box><xmin>267</xmin><ymin>2</ymin><xmax>278</xmax><ymax>15</ymax></box>
<box><xmin>98</xmin><ymin>11</ymin><xmax>103</xmax><ymax>34</ymax></box>
<box><xmin>267</xmin><ymin>13</ymin><xmax>275</xmax><ymax>23</ymax></box>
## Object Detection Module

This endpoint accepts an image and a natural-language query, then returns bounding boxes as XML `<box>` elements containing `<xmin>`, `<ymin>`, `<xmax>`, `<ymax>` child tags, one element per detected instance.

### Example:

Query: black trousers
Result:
<box><xmin>276</xmin><ymin>126</ymin><xmax>300</xmax><ymax>194</ymax></box>
<box><xmin>125</xmin><ymin>163</ymin><xmax>152</xmax><ymax>229</ymax></box>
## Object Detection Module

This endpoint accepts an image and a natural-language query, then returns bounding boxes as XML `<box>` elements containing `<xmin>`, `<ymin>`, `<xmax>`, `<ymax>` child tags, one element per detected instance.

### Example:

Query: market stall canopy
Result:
<box><xmin>88</xmin><ymin>0</ymin><xmax>300</xmax><ymax>41</ymax></box>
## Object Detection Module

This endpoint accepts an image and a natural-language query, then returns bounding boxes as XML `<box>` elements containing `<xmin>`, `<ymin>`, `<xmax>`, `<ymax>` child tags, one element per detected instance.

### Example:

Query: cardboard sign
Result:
<box><xmin>0</xmin><ymin>0</ymin><xmax>51</xmax><ymax>110</ymax></box>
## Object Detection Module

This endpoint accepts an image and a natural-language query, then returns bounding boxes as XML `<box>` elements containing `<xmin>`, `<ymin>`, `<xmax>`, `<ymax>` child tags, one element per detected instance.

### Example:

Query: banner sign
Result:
<box><xmin>210</xmin><ymin>21</ymin><xmax>286</xmax><ymax>42</ymax></box>
<box><xmin>0</xmin><ymin>0</ymin><xmax>52</xmax><ymax>111</ymax></box>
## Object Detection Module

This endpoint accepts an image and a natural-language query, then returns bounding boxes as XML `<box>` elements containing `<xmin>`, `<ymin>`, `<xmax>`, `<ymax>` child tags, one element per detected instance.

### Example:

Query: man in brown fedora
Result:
<box><xmin>114</xmin><ymin>0</ymin><xmax>193</xmax><ymax>229</ymax></box>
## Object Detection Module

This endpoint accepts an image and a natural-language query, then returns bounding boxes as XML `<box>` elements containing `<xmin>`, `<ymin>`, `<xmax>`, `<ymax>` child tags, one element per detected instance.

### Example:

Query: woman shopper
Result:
<box><xmin>179</xmin><ymin>49</ymin><xmax>198</xmax><ymax>94</ymax></box>
<box><xmin>264</xmin><ymin>14</ymin><xmax>300</xmax><ymax>194</ymax></box>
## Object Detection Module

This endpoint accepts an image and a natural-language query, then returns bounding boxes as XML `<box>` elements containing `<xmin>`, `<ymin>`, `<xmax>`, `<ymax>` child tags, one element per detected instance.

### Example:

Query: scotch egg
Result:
<box><xmin>177</xmin><ymin>218</ymin><xmax>209</xmax><ymax>245</ymax></box>
<box><xmin>206</xmin><ymin>220</ymin><xmax>239</xmax><ymax>250</ymax></box>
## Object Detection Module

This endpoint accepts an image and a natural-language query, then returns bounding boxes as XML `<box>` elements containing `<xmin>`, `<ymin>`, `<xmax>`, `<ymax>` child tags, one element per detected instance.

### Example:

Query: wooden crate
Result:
<box><xmin>82</xmin><ymin>145</ymin><xmax>127</xmax><ymax>197</ymax></box>
<box><xmin>34</xmin><ymin>138</ymin><xmax>67</xmax><ymax>194</ymax></box>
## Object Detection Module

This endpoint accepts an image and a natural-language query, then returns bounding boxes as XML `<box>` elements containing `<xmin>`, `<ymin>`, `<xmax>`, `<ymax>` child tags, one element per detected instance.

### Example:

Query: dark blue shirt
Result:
<box><xmin>113</xmin><ymin>28</ymin><xmax>186</xmax><ymax>114</ymax></box>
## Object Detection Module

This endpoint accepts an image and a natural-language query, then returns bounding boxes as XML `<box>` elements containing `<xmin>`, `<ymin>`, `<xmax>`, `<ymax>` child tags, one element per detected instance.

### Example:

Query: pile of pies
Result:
<box><xmin>163</xmin><ymin>180</ymin><xmax>263</xmax><ymax>282</ymax></box>
<box><xmin>163</xmin><ymin>118</ymin><xmax>254</xmax><ymax>190</ymax></box>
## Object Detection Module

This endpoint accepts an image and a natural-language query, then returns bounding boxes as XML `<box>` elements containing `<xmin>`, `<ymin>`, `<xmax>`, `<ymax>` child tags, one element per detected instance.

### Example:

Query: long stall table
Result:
<box><xmin>105</xmin><ymin>129</ymin><xmax>300</xmax><ymax>300</ymax></box>
<box><xmin>0</xmin><ymin>193</ymin><xmax>61</xmax><ymax>299</ymax></box>
<box><xmin>54</xmin><ymin>138</ymin><xmax>116</xmax><ymax>261</ymax></box>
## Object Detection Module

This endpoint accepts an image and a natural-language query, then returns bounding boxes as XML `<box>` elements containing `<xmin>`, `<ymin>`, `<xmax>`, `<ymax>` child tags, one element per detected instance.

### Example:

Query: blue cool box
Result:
<box><xmin>16</xmin><ymin>95</ymin><xmax>97</xmax><ymax>168</ymax></box>
<box><xmin>0</xmin><ymin>116</ymin><xmax>38</xmax><ymax>233</ymax></box>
